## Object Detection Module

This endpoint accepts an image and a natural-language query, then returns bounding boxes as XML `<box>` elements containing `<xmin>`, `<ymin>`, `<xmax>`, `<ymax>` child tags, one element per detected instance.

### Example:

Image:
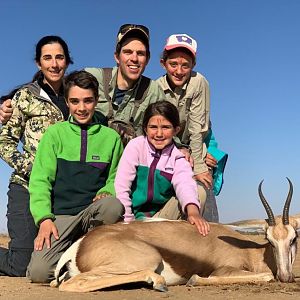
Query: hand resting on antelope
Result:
<box><xmin>51</xmin><ymin>178</ymin><xmax>300</xmax><ymax>292</ymax></box>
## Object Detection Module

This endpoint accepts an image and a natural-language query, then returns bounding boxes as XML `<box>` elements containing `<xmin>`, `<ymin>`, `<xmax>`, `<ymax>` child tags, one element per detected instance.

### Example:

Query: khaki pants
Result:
<box><xmin>26</xmin><ymin>197</ymin><xmax>123</xmax><ymax>283</ymax></box>
<box><xmin>197</xmin><ymin>184</ymin><xmax>207</xmax><ymax>215</ymax></box>
<box><xmin>152</xmin><ymin>189</ymin><xmax>205</xmax><ymax>220</ymax></box>
<box><xmin>153</xmin><ymin>197</ymin><xmax>183</xmax><ymax>220</ymax></box>
<box><xmin>153</xmin><ymin>183</ymin><xmax>219</xmax><ymax>223</ymax></box>
<box><xmin>152</xmin><ymin>144</ymin><xmax>219</xmax><ymax>222</ymax></box>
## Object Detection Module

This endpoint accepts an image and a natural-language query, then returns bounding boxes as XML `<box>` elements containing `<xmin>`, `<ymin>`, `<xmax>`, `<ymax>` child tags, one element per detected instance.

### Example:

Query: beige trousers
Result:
<box><xmin>153</xmin><ymin>144</ymin><xmax>220</xmax><ymax>222</ymax></box>
<box><xmin>152</xmin><ymin>186</ymin><xmax>206</xmax><ymax>220</ymax></box>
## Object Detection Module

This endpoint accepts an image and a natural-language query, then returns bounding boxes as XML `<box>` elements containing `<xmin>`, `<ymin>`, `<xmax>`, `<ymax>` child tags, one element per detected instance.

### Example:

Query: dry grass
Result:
<box><xmin>0</xmin><ymin>234</ymin><xmax>9</xmax><ymax>248</ymax></box>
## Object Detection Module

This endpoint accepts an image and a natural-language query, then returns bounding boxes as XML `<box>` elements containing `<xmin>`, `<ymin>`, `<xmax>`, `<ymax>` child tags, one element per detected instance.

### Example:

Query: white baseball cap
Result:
<box><xmin>164</xmin><ymin>34</ymin><xmax>197</xmax><ymax>58</ymax></box>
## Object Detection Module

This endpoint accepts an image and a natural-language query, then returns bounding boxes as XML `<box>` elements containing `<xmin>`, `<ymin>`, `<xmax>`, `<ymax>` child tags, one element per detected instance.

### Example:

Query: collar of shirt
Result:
<box><xmin>37</xmin><ymin>76</ymin><xmax>64</xmax><ymax>98</ymax></box>
<box><xmin>145</xmin><ymin>136</ymin><xmax>175</xmax><ymax>157</ymax></box>
<box><xmin>161</xmin><ymin>74</ymin><xmax>189</xmax><ymax>94</ymax></box>
<box><xmin>37</xmin><ymin>77</ymin><xmax>69</xmax><ymax>120</ymax></box>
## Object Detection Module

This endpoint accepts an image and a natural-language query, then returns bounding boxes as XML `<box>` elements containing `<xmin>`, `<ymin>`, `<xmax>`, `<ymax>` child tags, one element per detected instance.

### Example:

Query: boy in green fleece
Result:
<box><xmin>27</xmin><ymin>70</ymin><xmax>124</xmax><ymax>283</ymax></box>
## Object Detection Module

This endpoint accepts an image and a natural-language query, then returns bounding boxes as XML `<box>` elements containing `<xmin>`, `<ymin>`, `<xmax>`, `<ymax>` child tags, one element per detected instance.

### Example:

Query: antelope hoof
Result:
<box><xmin>186</xmin><ymin>274</ymin><xmax>201</xmax><ymax>286</ymax></box>
<box><xmin>50</xmin><ymin>279</ymin><xmax>59</xmax><ymax>288</ymax></box>
<box><xmin>146</xmin><ymin>273</ymin><xmax>168</xmax><ymax>292</ymax></box>
<box><xmin>153</xmin><ymin>283</ymin><xmax>168</xmax><ymax>292</ymax></box>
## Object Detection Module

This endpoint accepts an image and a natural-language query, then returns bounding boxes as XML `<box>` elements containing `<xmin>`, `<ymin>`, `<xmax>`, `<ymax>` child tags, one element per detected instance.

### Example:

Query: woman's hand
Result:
<box><xmin>34</xmin><ymin>219</ymin><xmax>59</xmax><ymax>251</ymax></box>
<box><xmin>186</xmin><ymin>204</ymin><xmax>210</xmax><ymax>236</ymax></box>
<box><xmin>0</xmin><ymin>99</ymin><xmax>13</xmax><ymax>124</ymax></box>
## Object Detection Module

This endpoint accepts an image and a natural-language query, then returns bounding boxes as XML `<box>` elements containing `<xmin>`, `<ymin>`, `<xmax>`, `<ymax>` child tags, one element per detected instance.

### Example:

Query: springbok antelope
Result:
<box><xmin>51</xmin><ymin>178</ymin><xmax>300</xmax><ymax>292</ymax></box>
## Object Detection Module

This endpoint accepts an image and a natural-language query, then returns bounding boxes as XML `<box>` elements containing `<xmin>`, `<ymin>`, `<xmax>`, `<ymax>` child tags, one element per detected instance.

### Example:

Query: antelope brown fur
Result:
<box><xmin>51</xmin><ymin>178</ymin><xmax>300</xmax><ymax>292</ymax></box>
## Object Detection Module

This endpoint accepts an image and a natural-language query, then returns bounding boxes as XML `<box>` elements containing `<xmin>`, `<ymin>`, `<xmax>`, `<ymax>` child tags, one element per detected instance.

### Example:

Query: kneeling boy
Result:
<box><xmin>27</xmin><ymin>70</ymin><xmax>124</xmax><ymax>283</ymax></box>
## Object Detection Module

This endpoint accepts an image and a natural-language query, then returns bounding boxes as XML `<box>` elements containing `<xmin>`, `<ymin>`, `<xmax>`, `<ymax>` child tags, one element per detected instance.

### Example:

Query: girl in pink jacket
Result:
<box><xmin>115</xmin><ymin>100</ymin><xmax>210</xmax><ymax>236</ymax></box>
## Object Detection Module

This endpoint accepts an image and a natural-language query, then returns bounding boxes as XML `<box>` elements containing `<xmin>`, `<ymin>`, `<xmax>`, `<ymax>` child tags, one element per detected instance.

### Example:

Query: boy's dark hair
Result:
<box><xmin>64</xmin><ymin>70</ymin><xmax>99</xmax><ymax>99</ymax></box>
<box><xmin>142</xmin><ymin>100</ymin><xmax>180</xmax><ymax>135</ymax></box>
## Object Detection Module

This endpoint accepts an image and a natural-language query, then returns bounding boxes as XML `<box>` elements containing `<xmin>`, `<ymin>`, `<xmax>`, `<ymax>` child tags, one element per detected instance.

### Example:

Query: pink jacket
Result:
<box><xmin>115</xmin><ymin>136</ymin><xmax>200</xmax><ymax>222</ymax></box>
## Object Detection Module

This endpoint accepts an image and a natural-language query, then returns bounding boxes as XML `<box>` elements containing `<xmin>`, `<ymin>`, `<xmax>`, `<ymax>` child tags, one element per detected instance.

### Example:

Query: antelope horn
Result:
<box><xmin>282</xmin><ymin>177</ymin><xmax>293</xmax><ymax>225</ymax></box>
<box><xmin>258</xmin><ymin>180</ymin><xmax>275</xmax><ymax>226</ymax></box>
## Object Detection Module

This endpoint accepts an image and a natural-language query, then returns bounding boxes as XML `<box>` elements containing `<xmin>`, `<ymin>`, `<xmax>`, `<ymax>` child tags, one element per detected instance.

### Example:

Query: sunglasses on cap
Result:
<box><xmin>118</xmin><ymin>24</ymin><xmax>149</xmax><ymax>39</ymax></box>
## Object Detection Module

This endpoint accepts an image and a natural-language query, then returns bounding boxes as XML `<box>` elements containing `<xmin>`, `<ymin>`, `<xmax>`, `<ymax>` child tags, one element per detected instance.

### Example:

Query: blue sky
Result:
<box><xmin>0</xmin><ymin>0</ymin><xmax>299</xmax><ymax>232</ymax></box>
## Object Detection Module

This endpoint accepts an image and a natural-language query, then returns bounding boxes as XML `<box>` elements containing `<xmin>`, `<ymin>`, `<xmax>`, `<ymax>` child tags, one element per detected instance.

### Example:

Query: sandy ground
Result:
<box><xmin>0</xmin><ymin>233</ymin><xmax>300</xmax><ymax>300</ymax></box>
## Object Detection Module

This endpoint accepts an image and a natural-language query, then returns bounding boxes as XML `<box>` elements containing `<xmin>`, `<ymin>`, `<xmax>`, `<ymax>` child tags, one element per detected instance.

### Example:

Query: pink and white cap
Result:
<box><xmin>164</xmin><ymin>34</ymin><xmax>197</xmax><ymax>57</ymax></box>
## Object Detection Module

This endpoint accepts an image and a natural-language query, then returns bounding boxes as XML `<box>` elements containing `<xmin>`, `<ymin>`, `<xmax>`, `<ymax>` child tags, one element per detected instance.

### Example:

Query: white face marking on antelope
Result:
<box><xmin>266</xmin><ymin>222</ymin><xmax>297</xmax><ymax>282</ymax></box>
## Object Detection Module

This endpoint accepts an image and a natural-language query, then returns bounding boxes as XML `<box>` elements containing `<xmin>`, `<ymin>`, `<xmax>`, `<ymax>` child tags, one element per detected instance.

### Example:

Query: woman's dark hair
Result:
<box><xmin>0</xmin><ymin>70</ymin><xmax>43</xmax><ymax>103</ymax></box>
<box><xmin>64</xmin><ymin>70</ymin><xmax>99</xmax><ymax>99</ymax></box>
<box><xmin>35</xmin><ymin>35</ymin><xmax>73</xmax><ymax>65</ymax></box>
<box><xmin>142</xmin><ymin>100</ymin><xmax>180</xmax><ymax>135</ymax></box>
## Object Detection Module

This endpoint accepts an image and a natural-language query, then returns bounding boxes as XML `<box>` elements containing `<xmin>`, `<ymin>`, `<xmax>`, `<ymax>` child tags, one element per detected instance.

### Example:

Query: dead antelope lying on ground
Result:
<box><xmin>51</xmin><ymin>178</ymin><xmax>300</xmax><ymax>292</ymax></box>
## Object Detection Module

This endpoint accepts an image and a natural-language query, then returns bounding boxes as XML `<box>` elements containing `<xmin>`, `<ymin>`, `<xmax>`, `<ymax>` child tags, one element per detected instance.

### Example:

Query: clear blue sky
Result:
<box><xmin>0</xmin><ymin>0</ymin><xmax>299</xmax><ymax>232</ymax></box>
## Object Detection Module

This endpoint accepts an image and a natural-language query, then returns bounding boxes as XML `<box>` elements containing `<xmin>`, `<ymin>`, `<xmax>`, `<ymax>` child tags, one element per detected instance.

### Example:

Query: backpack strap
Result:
<box><xmin>102</xmin><ymin>67</ymin><xmax>113</xmax><ymax>119</ymax></box>
<box><xmin>130</xmin><ymin>76</ymin><xmax>151</xmax><ymax>122</ymax></box>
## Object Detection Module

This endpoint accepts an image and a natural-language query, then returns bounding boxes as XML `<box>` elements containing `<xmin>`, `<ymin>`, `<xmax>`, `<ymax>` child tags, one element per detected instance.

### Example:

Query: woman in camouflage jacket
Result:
<box><xmin>0</xmin><ymin>35</ymin><xmax>72</xmax><ymax>276</ymax></box>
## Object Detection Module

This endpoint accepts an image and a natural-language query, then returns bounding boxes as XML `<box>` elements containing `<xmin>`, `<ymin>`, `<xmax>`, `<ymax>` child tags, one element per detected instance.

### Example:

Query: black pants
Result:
<box><xmin>0</xmin><ymin>183</ymin><xmax>37</xmax><ymax>276</ymax></box>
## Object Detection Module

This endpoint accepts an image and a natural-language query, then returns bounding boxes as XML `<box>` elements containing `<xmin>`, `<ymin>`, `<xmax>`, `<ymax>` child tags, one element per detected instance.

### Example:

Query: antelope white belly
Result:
<box><xmin>160</xmin><ymin>260</ymin><xmax>187</xmax><ymax>285</ymax></box>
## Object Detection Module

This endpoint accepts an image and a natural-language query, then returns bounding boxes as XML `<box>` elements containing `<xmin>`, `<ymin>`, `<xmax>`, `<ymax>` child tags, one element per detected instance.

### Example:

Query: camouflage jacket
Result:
<box><xmin>0</xmin><ymin>81</ymin><xmax>65</xmax><ymax>188</ymax></box>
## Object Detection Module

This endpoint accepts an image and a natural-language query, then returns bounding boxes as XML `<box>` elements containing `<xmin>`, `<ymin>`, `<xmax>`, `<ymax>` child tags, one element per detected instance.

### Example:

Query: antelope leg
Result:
<box><xmin>187</xmin><ymin>271</ymin><xmax>274</xmax><ymax>286</ymax></box>
<box><xmin>59</xmin><ymin>269</ymin><xmax>167</xmax><ymax>292</ymax></box>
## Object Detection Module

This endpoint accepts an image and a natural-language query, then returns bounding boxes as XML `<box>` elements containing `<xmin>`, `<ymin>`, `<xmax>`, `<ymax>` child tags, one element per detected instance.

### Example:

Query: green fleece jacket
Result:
<box><xmin>29</xmin><ymin>115</ymin><xmax>123</xmax><ymax>226</ymax></box>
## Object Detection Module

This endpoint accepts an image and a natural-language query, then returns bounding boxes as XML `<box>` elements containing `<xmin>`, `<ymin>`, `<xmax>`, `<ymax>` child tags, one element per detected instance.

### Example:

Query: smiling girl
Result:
<box><xmin>115</xmin><ymin>100</ymin><xmax>210</xmax><ymax>236</ymax></box>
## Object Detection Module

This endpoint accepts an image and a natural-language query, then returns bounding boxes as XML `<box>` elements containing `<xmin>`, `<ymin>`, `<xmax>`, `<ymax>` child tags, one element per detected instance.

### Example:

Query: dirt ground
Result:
<box><xmin>0</xmin><ymin>233</ymin><xmax>300</xmax><ymax>300</ymax></box>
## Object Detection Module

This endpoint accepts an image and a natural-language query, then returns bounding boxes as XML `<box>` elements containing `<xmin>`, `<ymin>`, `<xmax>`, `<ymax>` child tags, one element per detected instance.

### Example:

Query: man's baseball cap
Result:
<box><xmin>116</xmin><ymin>24</ymin><xmax>150</xmax><ymax>50</ymax></box>
<box><xmin>164</xmin><ymin>34</ymin><xmax>197</xmax><ymax>58</ymax></box>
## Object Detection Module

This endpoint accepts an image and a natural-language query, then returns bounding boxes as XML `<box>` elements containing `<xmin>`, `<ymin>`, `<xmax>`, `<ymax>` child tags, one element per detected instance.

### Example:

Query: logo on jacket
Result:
<box><xmin>92</xmin><ymin>155</ymin><xmax>100</xmax><ymax>160</ymax></box>
<box><xmin>165</xmin><ymin>167</ymin><xmax>174</xmax><ymax>171</ymax></box>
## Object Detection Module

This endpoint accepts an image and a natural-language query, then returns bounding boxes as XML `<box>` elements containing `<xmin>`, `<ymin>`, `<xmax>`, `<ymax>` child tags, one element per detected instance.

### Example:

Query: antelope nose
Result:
<box><xmin>288</xmin><ymin>274</ymin><xmax>295</xmax><ymax>283</ymax></box>
<box><xmin>277</xmin><ymin>272</ymin><xmax>294</xmax><ymax>283</ymax></box>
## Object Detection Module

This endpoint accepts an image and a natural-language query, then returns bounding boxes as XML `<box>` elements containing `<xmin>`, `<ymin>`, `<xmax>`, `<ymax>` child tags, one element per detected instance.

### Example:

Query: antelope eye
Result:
<box><xmin>266</xmin><ymin>237</ymin><xmax>275</xmax><ymax>247</ymax></box>
<box><xmin>290</xmin><ymin>237</ymin><xmax>297</xmax><ymax>246</ymax></box>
